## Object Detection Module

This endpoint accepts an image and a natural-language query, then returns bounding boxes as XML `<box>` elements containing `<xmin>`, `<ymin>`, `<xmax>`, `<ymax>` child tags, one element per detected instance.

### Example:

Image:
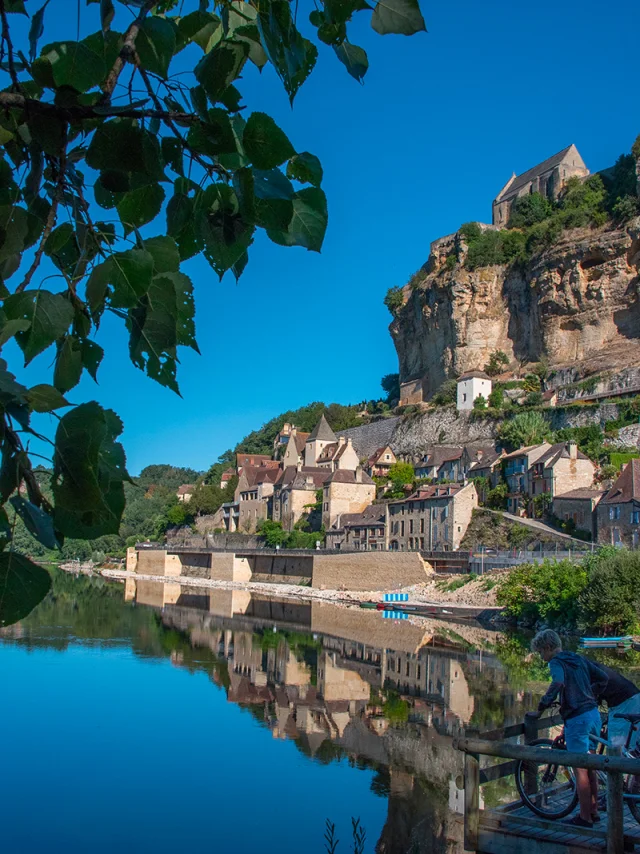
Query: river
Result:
<box><xmin>0</xmin><ymin>570</ymin><xmax>561</xmax><ymax>853</ymax></box>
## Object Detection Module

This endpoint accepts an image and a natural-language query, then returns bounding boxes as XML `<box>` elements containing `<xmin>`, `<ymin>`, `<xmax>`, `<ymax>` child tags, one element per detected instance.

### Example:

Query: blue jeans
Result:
<box><xmin>564</xmin><ymin>707</ymin><xmax>601</xmax><ymax>753</ymax></box>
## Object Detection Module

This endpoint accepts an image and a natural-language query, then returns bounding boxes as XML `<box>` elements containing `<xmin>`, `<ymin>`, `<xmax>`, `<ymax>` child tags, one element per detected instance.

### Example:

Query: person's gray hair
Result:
<box><xmin>531</xmin><ymin>629</ymin><xmax>562</xmax><ymax>656</ymax></box>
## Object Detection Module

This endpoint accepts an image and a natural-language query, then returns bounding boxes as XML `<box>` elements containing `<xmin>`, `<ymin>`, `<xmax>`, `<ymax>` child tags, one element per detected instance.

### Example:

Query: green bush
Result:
<box><xmin>258</xmin><ymin>520</ymin><xmax>288</xmax><ymax>547</ymax></box>
<box><xmin>498</xmin><ymin>411</ymin><xmax>551</xmax><ymax>450</ymax></box>
<box><xmin>508</xmin><ymin>192</ymin><xmax>553</xmax><ymax>228</ymax></box>
<box><xmin>432</xmin><ymin>379</ymin><xmax>457</xmax><ymax>406</ymax></box>
<box><xmin>384</xmin><ymin>286</ymin><xmax>405</xmax><ymax>315</ymax></box>
<box><xmin>484</xmin><ymin>350</ymin><xmax>510</xmax><ymax>377</ymax></box>
<box><xmin>485</xmin><ymin>481</ymin><xmax>508</xmax><ymax>510</ymax></box>
<box><xmin>473</xmin><ymin>394</ymin><xmax>487</xmax><ymax>411</ymax></box>
<box><xmin>445</xmin><ymin>252</ymin><xmax>457</xmax><ymax>271</ymax></box>
<box><xmin>578</xmin><ymin>549</ymin><xmax>640</xmax><ymax>633</ymax></box>
<box><xmin>488</xmin><ymin>386</ymin><xmax>505</xmax><ymax>408</ymax></box>
<box><xmin>496</xmin><ymin>558</ymin><xmax>588</xmax><ymax>626</ymax></box>
<box><xmin>612</xmin><ymin>195</ymin><xmax>640</xmax><ymax>223</ymax></box>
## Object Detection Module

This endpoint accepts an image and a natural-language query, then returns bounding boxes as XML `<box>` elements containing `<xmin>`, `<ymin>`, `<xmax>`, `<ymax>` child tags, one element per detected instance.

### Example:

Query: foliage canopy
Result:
<box><xmin>0</xmin><ymin>0</ymin><xmax>425</xmax><ymax>625</ymax></box>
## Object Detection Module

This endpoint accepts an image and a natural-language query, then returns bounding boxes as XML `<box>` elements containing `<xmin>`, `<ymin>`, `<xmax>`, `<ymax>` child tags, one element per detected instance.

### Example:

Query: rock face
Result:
<box><xmin>391</xmin><ymin>218</ymin><xmax>640</xmax><ymax>399</ymax></box>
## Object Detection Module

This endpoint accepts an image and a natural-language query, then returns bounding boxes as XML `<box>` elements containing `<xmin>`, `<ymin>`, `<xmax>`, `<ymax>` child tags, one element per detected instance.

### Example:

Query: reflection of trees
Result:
<box><xmin>376</xmin><ymin>774</ymin><xmax>456</xmax><ymax>854</ymax></box>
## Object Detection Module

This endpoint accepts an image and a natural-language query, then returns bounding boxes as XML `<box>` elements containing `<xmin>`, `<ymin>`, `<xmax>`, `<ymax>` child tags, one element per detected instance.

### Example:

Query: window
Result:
<box><xmin>463</xmin><ymin>393</ymin><xmax>467</xmax><ymax>402</ymax></box>
<box><xmin>632</xmin><ymin>510</ymin><xmax>640</xmax><ymax>525</ymax></box>
<box><xmin>420</xmin><ymin>537</ymin><xmax>425</xmax><ymax>550</ymax></box>
<box><xmin>420</xmin><ymin>518</ymin><xmax>425</xmax><ymax>534</ymax></box>
<box><xmin>406</xmin><ymin>661</ymin><xmax>410</xmax><ymax>677</ymax></box>
<box><xmin>609</xmin><ymin>506</ymin><xmax>621</xmax><ymax>520</ymax></box>
<box><xmin>409</xmin><ymin>519</ymin><xmax>414</xmax><ymax>534</ymax></box>
<box><xmin>417</xmin><ymin>664</ymin><xmax>421</xmax><ymax>680</ymax></box>
<box><xmin>324</xmin><ymin>502</ymin><xmax>328</xmax><ymax>511</ymax></box>
<box><xmin>401</xmin><ymin>521</ymin><xmax>405</xmax><ymax>536</ymax></box>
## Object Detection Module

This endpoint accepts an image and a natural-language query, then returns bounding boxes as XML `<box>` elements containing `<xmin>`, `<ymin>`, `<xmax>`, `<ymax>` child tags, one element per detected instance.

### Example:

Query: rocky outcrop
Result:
<box><xmin>391</xmin><ymin>218</ymin><xmax>640</xmax><ymax>398</ymax></box>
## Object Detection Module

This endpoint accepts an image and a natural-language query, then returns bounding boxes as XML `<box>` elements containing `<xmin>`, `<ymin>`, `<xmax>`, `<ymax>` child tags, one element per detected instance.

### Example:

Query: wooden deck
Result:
<box><xmin>478</xmin><ymin>799</ymin><xmax>640</xmax><ymax>853</ymax></box>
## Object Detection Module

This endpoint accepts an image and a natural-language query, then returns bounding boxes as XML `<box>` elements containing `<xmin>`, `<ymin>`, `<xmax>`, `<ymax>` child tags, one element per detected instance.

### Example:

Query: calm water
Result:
<box><xmin>0</xmin><ymin>570</ymin><xmax>566</xmax><ymax>853</ymax></box>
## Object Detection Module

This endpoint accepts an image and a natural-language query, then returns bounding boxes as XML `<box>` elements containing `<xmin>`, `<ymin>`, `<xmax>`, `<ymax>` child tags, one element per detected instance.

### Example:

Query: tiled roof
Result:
<box><xmin>458</xmin><ymin>370</ymin><xmax>491</xmax><ymax>381</ymax></box>
<box><xmin>242</xmin><ymin>465</ymin><xmax>281</xmax><ymax>487</ymax></box>
<box><xmin>338</xmin><ymin>506</ymin><xmax>386</xmax><ymax>529</ymax></box>
<box><xmin>367</xmin><ymin>446</ymin><xmax>395</xmax><ymax>466</ymax></box>
<box><xmin>501</xmin><ymin>443</ymin><xmax>548</xmax><ymax>461</ymax></box>
<box><xmin>236</xmin><ymin>453</ymin><xmax>272</xmax><ymax>467</ymax></box>
<box><xmin>419</xmin><ymin>447</ymin><xmax>464</xmax><ymax>468</ymax></box>
<box><xmin>496</xmin><ymin>145</ymin><xmax>575</xmax><ymax>200</ymax></box>
<box><xmin>293</xmin><ymin>432</ymin><xmax>310</xmax><ymax>453</ymax></box>
<box><xmin>278</xmin><ymin>466</ymin><xmax>329</xmax><ymax>490</ymax></box>
<box><xmin>307</xmin><ymin>414</ymin><xmax>337</xmax><ymax>442</ymax></box>
<box><xmin>289</xmin><ymin>470</ymin><xmax>331</xmax><ymax>490</ymax></box>
<box><xmin>177</xmin><ymin>484</ymin><xmax>194</xmax><ymax>495</ymax></box>
<box><xmin>392</xmin><ymin>483</ymin><xmax>464</xmax><ymax>504</ymax></box>
<box><xmin>601</xmin><ymin>459</ymin><xmax>640</xmax><ymax>504</ymax></box>
<box><xmin>326</xmin><ymin>469</ymin><xmax>374</xmax><ymax>485</ymax></box>
<box><xmin>535</xmin><ymin>442</ymin><xmax>590</xmax><ymax>466</ymax></box>
<box><xmin>554</xmin><ymin>488</ymin><xmax>606</xmax><ymax>500</ymax></box>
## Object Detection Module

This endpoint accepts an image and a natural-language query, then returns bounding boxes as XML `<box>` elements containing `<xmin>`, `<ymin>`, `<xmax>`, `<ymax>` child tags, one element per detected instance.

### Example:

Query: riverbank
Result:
<box><xmin>100</xmin><ymin>568</ymin><xmax>504</xmax><ymax>612</ymax></box>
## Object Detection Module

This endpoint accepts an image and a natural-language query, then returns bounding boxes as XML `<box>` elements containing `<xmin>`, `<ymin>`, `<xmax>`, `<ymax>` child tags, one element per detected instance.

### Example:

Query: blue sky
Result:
<box><xmin>7</xmin><ymin>0</ymin><xmax>640</xmax><ymax>474</ymax></box>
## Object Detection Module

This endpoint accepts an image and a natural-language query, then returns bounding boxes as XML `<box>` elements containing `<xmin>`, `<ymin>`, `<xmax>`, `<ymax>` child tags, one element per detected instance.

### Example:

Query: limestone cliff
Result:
<box><xmin>391</xmin><ymin>217</ymin><xmax>640</xmax><ymax>399</ymax></box>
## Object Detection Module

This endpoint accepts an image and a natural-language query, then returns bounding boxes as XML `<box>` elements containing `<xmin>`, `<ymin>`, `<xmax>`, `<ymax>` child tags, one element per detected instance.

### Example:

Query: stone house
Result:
<box><xmin>502</xmin><ymin>443</ymin><xmax>551</xmax><ymax>515</ymax></box>
<box><xmin>553</xmin><ymin>488</ymin><xmax>606</xmax><ymax>540</ymax></box>
<box><xmin>365</xmin><ymin>445</ymin><xmax>397</xmax><ymax>478</ymax></box>
<box><xmin>236</xmin><ymin>453</ymin><xmax>276</xmax><ymax>472</ymax></box>
<box><xmin>220</xmin><ymin>468</ymin><xmax>235</xmax><ymax>490</ymax></box>
<box><xmin>280</xmin><ymin>429</ymin><xmax>310</xmax><ymax>468</ymax></box>
<box><xmin>415</xmin><ymin>447</ymin><xmax>464</xmax><ymax>482</ymax></box>
<box><xmin>321</xmin><ymin>468</ymin><xmax>376</xmax><ymax>530</ymax></box>
<box><xmin>235</xmin><ymin>465</ymin><xmax>281</xmax><ymax>533</ymax></box>
<box><xmin>176</xmin><ymin>484</ymin><xmax>194</xmax><ymax>503</ymax></box>
<box><xmin>304</xmin><ymin>415</ymin><xmax>338</xmax><ymax>467</ymax></box>
<box><xmin>492</xmin><ymin>144</ymin><xmax>589</xmax><ymax>227</ymax></box>
<box><xmin>467</xmin><ymin>447</ymin><xmax>504</xmax><ymax>487</ymax></box>
<box><xmin>325</xmin><ymin>505</ymin><xmax>387</xmax><ymax>551</ymax></box>
<box><xmin>456</xmin><ymin>371</ymin><xmax>492</xmax><ymax>411</ymax></box>
<box><xmin>527</xmin><ymin>441</ymin><xmax>596</xmax><ymax>514</ymax></box>
<box><xmin>597</xmin><ymin>459</ymin><xmax>640</xmax><ymax>548</ymax></box>
<box><xmin>316</xmin><ymin>436</ymin><xmax>359</xmax><ymax>472</ymax></box>
<box><xmin>387</xmin><ymin>481</ymin><xmax>478</xmax><ymax>552</ymax></box>
<box><xmin>273</xmin><ymin>465</ymin><xmax>330</xmax><ymax>531</ymax></box>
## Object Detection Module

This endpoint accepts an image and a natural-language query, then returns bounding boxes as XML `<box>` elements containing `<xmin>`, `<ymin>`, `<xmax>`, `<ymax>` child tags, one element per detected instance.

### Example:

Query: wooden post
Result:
<box><xmin>523</xmin><ymin>712</ymin><xmax>539</xmax><ymax>797</ymax></box>
<box><xmin>464</xmin><ymin>750</ymin><xmax>480</xmax><ymax>852</ymax></box>
<box><xmin>607</xmin><ymin>746</ymin><xmax>624</xmax><ymax>854</ymax></box>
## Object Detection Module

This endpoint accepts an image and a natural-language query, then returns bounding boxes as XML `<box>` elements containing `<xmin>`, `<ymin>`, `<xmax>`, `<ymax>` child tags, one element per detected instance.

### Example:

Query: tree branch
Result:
<box><xmin>0</xmin><ymin>0</ymin><xmax>20</xmax><ymax>91</ymax></box>
<box><xmin>100</xmin><ymin>0</ymin><xmax>158</xmax><ymax>103</ymax></box>
<box><xmin>0</xmin><ymin>92</ymin><xmax>198</xmax><ymax>123</ymax></box>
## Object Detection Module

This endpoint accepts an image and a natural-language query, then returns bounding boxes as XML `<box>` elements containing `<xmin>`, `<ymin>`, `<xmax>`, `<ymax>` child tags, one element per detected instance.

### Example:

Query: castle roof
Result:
<box><xmin>307</xmin><ymin>414</ymin><xmax>337</xmax><ymax>443</ymax></box>
<box><xmin>601</xmin><ymin>459</ymin><xmax>640</xmax><ymax>504</ymax></box>
<box><xmin>496</xmin><ymin>144</ymin><xmax>578</xmax><ymax>202</ymax></box>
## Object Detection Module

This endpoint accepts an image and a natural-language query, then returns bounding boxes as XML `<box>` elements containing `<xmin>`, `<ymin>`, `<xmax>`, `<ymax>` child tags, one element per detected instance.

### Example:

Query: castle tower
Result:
<box><xmin>304</xmin><ymin>414</ymin><xmax>337</xmax><ymax>467</ymax></box>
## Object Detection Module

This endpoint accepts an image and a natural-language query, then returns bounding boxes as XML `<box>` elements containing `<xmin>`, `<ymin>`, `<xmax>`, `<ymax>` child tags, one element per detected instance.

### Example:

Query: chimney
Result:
<box><xmin>347</xmin><ymin>437</ymin><xmax>353</xmax><ymax>447</ymax></box>
<box><xmin>355</xmin><ymin>467</ymin><xmax>363</xmax><ymax>483</ymax></box>
<box><xmin>568</xmin><ymin>441</ymin><xmax>578</xmax><ymax>460</ymax></box>
<box><xmin>338</xmin><ymin>436</ymin><xmax>346</xmax><ymax>446</ymax></box>
<box><xmin>306</xmin><ymin>476</ymin><xmax>314</xmax><ymax>487</ymax></box>
<box><xmin>297</xmin><ymin>460</ymin><xmax>303</xmax><ymax>472</ymax></box>
<box><xmin>291</xmin><ymin>427</ymin><xmax>297</xmax><ymax>437</ymax></box>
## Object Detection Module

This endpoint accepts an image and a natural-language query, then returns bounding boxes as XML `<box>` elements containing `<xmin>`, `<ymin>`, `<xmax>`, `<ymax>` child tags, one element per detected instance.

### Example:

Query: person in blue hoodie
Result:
<box><xmin>531</xmin><ymin>629</ymin><xmax>609</xmax><ymax>827</ymax></box>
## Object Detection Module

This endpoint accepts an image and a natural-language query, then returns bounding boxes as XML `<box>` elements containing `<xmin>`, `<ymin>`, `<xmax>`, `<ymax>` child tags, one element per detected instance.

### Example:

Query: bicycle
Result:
<box><xmin>515</xmin><ymin>707</ymin><xmax>640</xmax><ymax>822</ymax></box>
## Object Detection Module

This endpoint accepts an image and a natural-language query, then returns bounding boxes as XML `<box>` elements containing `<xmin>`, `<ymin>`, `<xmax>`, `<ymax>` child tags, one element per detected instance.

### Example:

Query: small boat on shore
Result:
<box><xmin>579</xmin><ymin>635</ymin><xmax>633</xmax><ymax>649</ymax></box>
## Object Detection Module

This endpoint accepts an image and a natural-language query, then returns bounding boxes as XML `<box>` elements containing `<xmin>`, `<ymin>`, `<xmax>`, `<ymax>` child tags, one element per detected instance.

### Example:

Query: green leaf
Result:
<box><xmin>116</xmin><ymin>182</ymin><xmax>165</xmax><ymax>233</ymax></box>
<box><xmin>27</xmin><ymin>382</ymin><xmax>70</xmax><ymax>412</ymax></box>
<box><xmin>9</xmin><ymin>497</ymin><xmax>59</xmax><ymax>551</ymax></box>
<box><xmin>0</xmin><ymin>553</ymin><xmax>51</xmax><ymax>627</ymax></box>
<box><xmin>29</xmin><ymin>1</ymin><xmax>49</xmax><ymax>62</ymax></box>
<box><xmin>371</xmin><ymin>0</ymin><xmax>426</xmax><ymax>35</ymax></box>
<box><xmin>286</xmin><ymin>152</ymin><xmax>323</xmax><ymax>187</ymax></box>
<box><xmin>252</xmin><ymin>168</ymin><xmax>294</xmax><ymax>199</ymax></box>
<box><xmin>53</xmin><ymin>334</ymin><xmax>83</xmax><ymax>393</ymax></box>
<box><xmin>267</xmin><ymin>187</ymin><xmax>327</xmax><ymax>252</ymax></box>
<box><xmin>234</xmin><ymin>24</ymin><xmax>267</xmax><ymax>68</ymax></box>
<box><xmin>196</xmin><ymin>184</ymin><xmax>254</xmax><ymax>276</ymax></box>
<box><xmin>166</xmin><ymin>192</ymin><xmax>193</xmax><ymax>238</ymax></box>
<box><xmin>243</xmin><ymin>112</ymin><xmax>295</xmax><ymax>170</ymax></box>
<box><xmin>44</xmin><ymin>222</ymin><xmax>80</xmax><ymax>274</ymax></box>
<box><xmin>29</xmin><ymin>111</ymin><xmax>66</xmax><ymax>157</ymax></box>
<box><xmin>251</xmin><ymin>168</ymin><xmax>294</xmax><ymax>229</ymax></box>
<box><xmin>177</xmin><ymin>10</ymin><xmax>221</xmax><ymax>52</ymax></box>
<box><xmin>333</xmin><ymin>41</ymin><xmax>368</xmax><ymax>81</ymax></box>
<box><xmin>86</xmin><ymin>120</ymin><xmax>164</xmax><ymax>180</ymax></box>
<box><xmin>186</xmin><ymin>107</ymin><xmax>237</xmax><ymax>155</ymax></box>
<box><xmin>194</xmin><ymin>40</ymin><xmax>248</xmax><ymax>104</ymax></box>
<box><xmin>128</xmin><ymin>274</ymin><xmax>180</xmax><ymax>392</ymax></box>
<box><xmin>100</xmin><ymin>0</ymin><xmax>115</xmax><ymax>34</ymax></box>
<box><xmin>0</xmin><ymin>316</ymin><xmax>30</xmax><ymax>348</ymax></box>
<box><xmin>162</xmin><ymin>137</ymin><xmax>183</xmax><ymax>176</ymax></box>
<box><xmin>0</xmin><ymin>205</ymin><xmax>29</xmax><ymax>261</ymax></box>
<box><xmin>144</xmin><ymin>235</ymin><xmax>180</xmax><ymax>273</ymax></box>
<box><xmin>107</xmin><ymin>248</ymin><xmax>155</xmax><ymax>308</ymax></box>
<box><xmin>52</xmin><ymin>402</ymin><xmax>128</xmax><ymax>539</ymax></box>
<box><xmin>81</xmin><ymin>339</ymin><xmax>103</xmax><ymax>382</ymax></box>
<box><xmin>136</xmin><ymin>16</ymin><xmax>176</xmax><ymax>79</ymax></box>
<box><xmin>256</xmin><ymin>1</ymin><xmax>318</xmax><ymax>103</ymax></box>
<box><xmin>4</xmin><ymin>290</ymin><xmax>74</xmax><ymax>364</ymax></box>
<box><xmin>43</xmin><ymin>40</ymin><xmax>106</xmax><ymax>93</ymax></box>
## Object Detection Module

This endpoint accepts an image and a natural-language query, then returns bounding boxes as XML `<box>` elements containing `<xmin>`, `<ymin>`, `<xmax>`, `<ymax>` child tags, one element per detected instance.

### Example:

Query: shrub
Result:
<box><xmin>388</xmin><ymin>461</ymin><xmax>415</xmax><ymax>487</ymax></box>
<box><xmin>560</xmin><ymin>175</ymin><xmax>608</xmax><ymax>228</ymax></box>
<box><xmin>508</xmin><ymin>192</ymin><xmax>553</xmax><ymax>228</ymax></box>
<box><xmin>473</xmin><ymin>394</ymin><xmax>487</xmax><ymax>411</ymax></box>
<box><xmin>498</xmin><ymin>411</ymin><xmax>551</xmax><ymax>450</ymax></box>
<box><xmin>432</xmin><ymin>379</ymin><xmax>457</xmax><ymax>406</ymax></box>
<box><xmin>612</xmin><ymin>195</ymin><xmax>639</xmax><ymax>223</ymax></box>
<box><xmin>524</xmin><ymin>391</ymin><xmax>543</xmax><ymax>407</ymax></box>
<box><xmin>445</xmin><ymin>252</ymin><xmax>457</xmax><ymax>271</ymax></box>
<box><xmin>496</xmin><ymin>558</ymin><xmax>588</xmax><ymax>626</ymax></box>
<box><xmin>522</xmin><ymin>373</ymin><xmax>541</xmax><ymax>393</ymax></box>
<box><xmin>258</xmin><ymin>520</ymin><xmax>288</xmax><ymax>547</ymax></box>
<box><xmin>384</xmin><ymin>287</ymin><xmax>405</xmax><ymax>315</ymax></box>
<box><xmin>484</xmin><ymin>350</ymin><xmax>510</xmax><ymax>377</ymax></box>
<box><xmin>578</xmin><ymin>549</ymin><xmax>640</xmax><ymax>633</ymax></box>
<box><xmin>488</xmin><ymin>386</ymin><xmax>505</xmax><ymax>408</ymax></box>
<box><xmin>485</xmin><ymin>481</ymin><xmax>508</xmax><ymax>510</ymax></box>
<box><xmin>508</xmin><ymin>523</ymin><xmax>531</xmax><ymax>547</ymax></box>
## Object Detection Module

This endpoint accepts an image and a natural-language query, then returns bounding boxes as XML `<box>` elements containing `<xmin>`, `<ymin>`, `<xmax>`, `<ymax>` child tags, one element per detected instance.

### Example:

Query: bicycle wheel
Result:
<box><xmin>627</xmin><ymin>773</ymin><xmax>640</xmax><ymax>824</ymax></box>
<box><xmin>515</xmin><ymin>737</ymin><xmax>579</xmax><ymax>819</ymax></box>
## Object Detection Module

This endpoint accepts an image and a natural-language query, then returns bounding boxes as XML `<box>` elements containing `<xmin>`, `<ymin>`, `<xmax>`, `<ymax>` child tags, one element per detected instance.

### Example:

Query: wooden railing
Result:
<box><xmin>453</xmin><ymin>714</ymin><xmax>640</xmax><ymax>854</ymax></box>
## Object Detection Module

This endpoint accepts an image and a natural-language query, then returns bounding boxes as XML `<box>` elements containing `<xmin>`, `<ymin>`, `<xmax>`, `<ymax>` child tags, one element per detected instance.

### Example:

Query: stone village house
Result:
<box><xmin>553</xmin><ymin>488</ymin><xmax>606</xmax><ymax>541</ymax></box>
<box><xmin>321</xmin><ymin>469</ymin><xmax>376</xmax><ymax>530</ymax></box>
<box><xmin>325</xmin><ymin>505</ymin><xmax>387</xmax><ymax>551</ymax></box>
<box><xmin>387</xmin><ymin>482</ymin><xmax>478</xmax><ymax>552</ymax></box>
<box><xmin>597</xmin><ymin>459</ymin><xmax>640</xmax><ymax>548</ymax></box>
<box><xmin>272</xmin><ymin>466</ymin><xmax>330</xmax><ymax>532</ymax></box>
<box><xmin>365</xmin><ymin>446</ymin><xmax>397</xmax><ymax>478</ymax></box>
<box><xmin>176</xmin><ymin>484</ymin><xmax>195</xmax><ymax>503</ymax></box>
<box><xmin>456</xmin><ymin>371</ymin><xmax>492</xmax><ymax>411</ymax></box>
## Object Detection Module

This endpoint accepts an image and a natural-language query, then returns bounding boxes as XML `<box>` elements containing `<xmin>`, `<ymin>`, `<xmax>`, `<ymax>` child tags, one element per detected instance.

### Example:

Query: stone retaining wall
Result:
<box><xmin>312</xmin><ymin>551</ymin><xmax>432</xmax><ymax>591</ymax></box>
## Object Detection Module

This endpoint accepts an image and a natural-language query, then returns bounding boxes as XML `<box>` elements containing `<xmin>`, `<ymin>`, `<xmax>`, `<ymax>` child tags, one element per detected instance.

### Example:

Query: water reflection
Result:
<box><xmin>1</xmin><ymin>572</ymin><xmax>556</xmax><ymax>854</ymax></box>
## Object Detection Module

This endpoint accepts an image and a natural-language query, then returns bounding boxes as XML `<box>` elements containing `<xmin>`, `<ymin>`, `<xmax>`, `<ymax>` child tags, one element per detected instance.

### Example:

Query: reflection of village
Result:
<box><xmin>127</xmin><ymin>579</ymin><xmax>540</xmax><ymax>854</ymax></box>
